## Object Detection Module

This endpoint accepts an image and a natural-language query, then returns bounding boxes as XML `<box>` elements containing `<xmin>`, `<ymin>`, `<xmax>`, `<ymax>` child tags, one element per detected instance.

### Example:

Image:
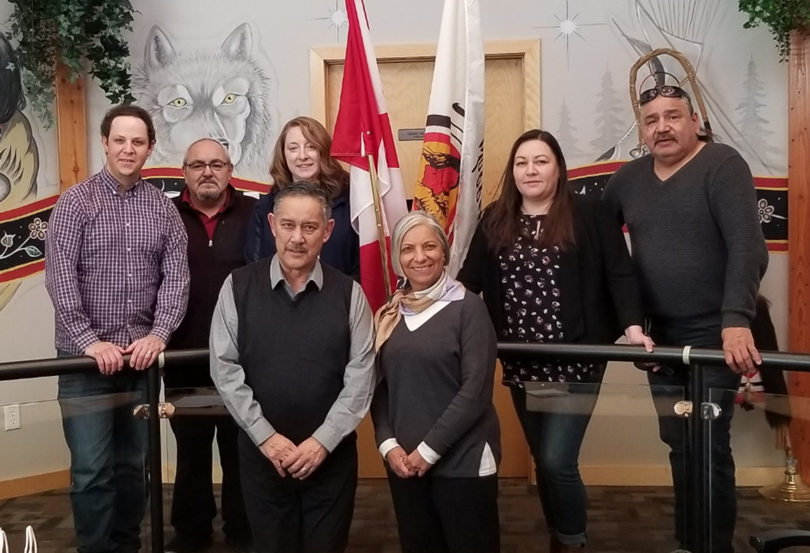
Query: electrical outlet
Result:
<box><xmin>4</xmin><ymin>404</ymin><xmax>20</xmax><ymax>431</ymax></box>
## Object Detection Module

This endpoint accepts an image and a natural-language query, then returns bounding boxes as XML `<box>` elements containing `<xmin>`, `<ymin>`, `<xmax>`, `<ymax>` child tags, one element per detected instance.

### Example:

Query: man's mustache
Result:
<box><xmin>655</xmin><ymin>134</ymin><xmax>676</xmax><ymax>143</ymax></box>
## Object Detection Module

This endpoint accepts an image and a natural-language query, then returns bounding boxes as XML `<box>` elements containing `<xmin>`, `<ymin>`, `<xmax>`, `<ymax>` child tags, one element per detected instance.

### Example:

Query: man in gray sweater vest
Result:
<box><xmin>603</xmin><ymin>85</ymin><xmax>768</xmax><ymax>553</ymax></box>
<box><xmin>210</xmin><ymin>183</ymin><xmax>375</xmax><ymax>553</ymax></box>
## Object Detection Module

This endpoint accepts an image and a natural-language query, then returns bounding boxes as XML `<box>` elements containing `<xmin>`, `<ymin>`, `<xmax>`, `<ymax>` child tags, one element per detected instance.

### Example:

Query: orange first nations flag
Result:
<box><xmin>412</xmin><ymin>0</ymin><xmax>485</xmax><ymax>276</ymax></box>
<box><xmin>331</xmin><ymin>0</ymin><xmax>408</xmax><ymax>312</ymax></box>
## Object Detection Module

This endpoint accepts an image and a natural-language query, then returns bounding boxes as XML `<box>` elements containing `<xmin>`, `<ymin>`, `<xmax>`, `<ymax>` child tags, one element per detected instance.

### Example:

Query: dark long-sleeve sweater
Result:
<box><xmin>602</xmin><ymin>142</ymin><xmax>768</xmax><ymax>345</ymax></box>
<box><xmin>457</xmin><ymin>194</ymin><xmax>644</xmax><ymax>345</ymax></box>
<box><xmin>370</xmin><ymin>291</ymin><xmax>501</xmax><ymax>478</ymax></box>
<box><xmin>166</xmin><ymin>186</ymin><xmax>255</xmax><ymax>388</ymax></box>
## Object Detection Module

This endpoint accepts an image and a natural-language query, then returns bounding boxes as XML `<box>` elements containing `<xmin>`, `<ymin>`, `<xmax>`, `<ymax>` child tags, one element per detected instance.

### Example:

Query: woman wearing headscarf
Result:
<box><xmin>371</xmin><ymin>211</ymin><xmax>501</xmax><ymax>553</ymax></box>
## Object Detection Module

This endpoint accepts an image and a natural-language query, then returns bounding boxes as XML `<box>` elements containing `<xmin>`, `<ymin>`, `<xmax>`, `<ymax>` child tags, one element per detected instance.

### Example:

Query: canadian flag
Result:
<box><xmin>331</xmin><ymin>0</ymin><xmax>408</xmax><ymax>312</ymax></box>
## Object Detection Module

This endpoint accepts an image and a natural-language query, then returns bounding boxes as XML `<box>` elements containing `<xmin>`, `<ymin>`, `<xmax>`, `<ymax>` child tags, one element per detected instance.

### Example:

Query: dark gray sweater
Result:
<box><xmin>370</xmin><ymin>291</ymin><xmax>501</xmax><ymax>478</ymax></box>
<box><xmin>602</xmin><ymin>143</ymin><xmax>768</xmax><ymax>345</ymax></box>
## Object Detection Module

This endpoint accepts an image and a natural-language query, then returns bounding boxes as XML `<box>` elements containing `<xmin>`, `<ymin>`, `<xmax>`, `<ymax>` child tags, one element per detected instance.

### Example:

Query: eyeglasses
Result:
<box><xmin>184</xmin><ymin>160</ymin><xmax>230</xmax><ymax>173</ymax></box>
<box><xmin>639</xmin><ymin>85</ymin><xmax>691</xmax><ymax>105</ymax></box>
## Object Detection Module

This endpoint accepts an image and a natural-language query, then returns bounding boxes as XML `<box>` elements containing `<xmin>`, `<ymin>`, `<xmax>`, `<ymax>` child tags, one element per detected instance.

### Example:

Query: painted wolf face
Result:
<box><xmin>132</xmin><ymin>23</ymin><xmax>274</xmax><ymax>180</ymax></box>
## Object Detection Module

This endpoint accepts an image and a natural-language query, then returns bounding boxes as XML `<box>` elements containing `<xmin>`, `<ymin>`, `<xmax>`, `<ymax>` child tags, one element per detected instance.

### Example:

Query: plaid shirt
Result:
<box><xmin>45</xmin><ymin>168</ymin><xmax>190</xmax><ymax>354</ymax></box>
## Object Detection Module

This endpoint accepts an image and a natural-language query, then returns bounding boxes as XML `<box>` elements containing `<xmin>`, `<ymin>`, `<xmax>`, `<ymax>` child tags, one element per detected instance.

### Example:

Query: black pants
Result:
<box><xmin>648</xmin><ymin>363</ymin><xmax>741</xmax><ymax>553</ymax></box>
<box><xmin>169</xmin><ymin>415</ymin><xmax>250</xmax><ymax>540</ymax></box>
<box><xmin>238</xmin><ymin>433</ymin><xmax>358</xmax><ymax>553</ymax></box>
<box><xmin>387</xmin><ymin>473</ymin><xmax>500</xmax><ymax>553</ymax></box>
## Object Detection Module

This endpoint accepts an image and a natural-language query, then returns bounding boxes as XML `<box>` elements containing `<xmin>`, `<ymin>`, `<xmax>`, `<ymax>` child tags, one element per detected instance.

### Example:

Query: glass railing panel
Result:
<box><xmin>0</xmin><ymin>388</ymin><xmax>150</xmax><ymax>553</ymax></box>
<box><xmin>512</xmin><ymin>374</ymin><xmax>687</xmax><ymax>552</ymax></box>
<box><xmin>711</xmin><ymin>383</ymin><xmax>810</xmax><ymax>553</ymax></box>
<box><xmin>158</xmin><ymin>386</ymin><xmax>240</xmax><ymax>551</ymax></box>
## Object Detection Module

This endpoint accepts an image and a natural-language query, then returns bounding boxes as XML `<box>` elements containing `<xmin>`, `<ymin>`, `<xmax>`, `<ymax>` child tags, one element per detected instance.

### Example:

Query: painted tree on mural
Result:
<box><xmin>591</xmin><ymin>67</ymin><xmax>627</xmax><ymax>156</ymax></box>
<box><xmin>736</xmin><ymin>56</ymin><xmax>779</xmax><ymax>168</ymax></box>
<box><xmin>557</xmin><ymin>100</ymin><xmax>584</xmax><ymax>161</ymax></box>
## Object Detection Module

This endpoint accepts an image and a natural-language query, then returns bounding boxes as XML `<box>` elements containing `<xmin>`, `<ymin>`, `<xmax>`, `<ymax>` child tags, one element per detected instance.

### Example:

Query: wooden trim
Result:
<box><xmin>311</xmin><ymin>40</ymin><xmax>540</xmax><ymax>62</ymax></box>
<box><xmin>579</xmin><ymin>466</ymin><xmax>784</xmax><ymax>487</ymax></box>
<box><xmin>522</xmin><ymin>39</ymin><xmax>541</xmax><ymax>129</ymax></box>
<box><xmin>533</xmin><ymin>465</ymin><xmax>784</xmax><ymax>487</ymax></box>
<box><xmin>788</xmin><ymin>29</ymin><xmax>810</xmax><ymax>484</ymax></box>
<box><xmin>580</xmin><ymin>466</ymin><xmax>672</xmax><ymax>487</ymax></box>
<box><xmin>0</xmin><ymin>470</ymin><xmax>69</xmax><ymax>500</ymax></box>
<box><xmin>55</xmin><ymin>63</ymin><xmax>88</xmax><ymax>192</ymax></box>
<box><xmin>0</xmin><ymin>464</ymin><xmax>781</xmax><ymax>499</ymax></box>
<box><xmin>310</xmin><ymin>49</ymin><xmax>329</xmax><ymax>125</ymax></box>
<box><xmin>170</xmin><ymin>461</ymin><xmax>783</xmax><ymax>487</ymax></box>
<box><xmin>309</xmin><ymin>39</ymin><xmax>542</xmax><ymax>129</ymax></box>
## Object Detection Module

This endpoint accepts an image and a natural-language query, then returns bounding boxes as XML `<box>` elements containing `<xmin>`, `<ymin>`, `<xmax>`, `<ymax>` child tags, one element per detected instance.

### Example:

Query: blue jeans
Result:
<box><xmin>57</xmin><ymin>352</ymin><xmax>149</xmax><ymax>553</ymax></box>
<box><xmin>648</xmin><ymin>363</ymin><xmax>741</xmax><ymax>553</ymax></box>
<box><xmin>509</xmin><ymin>370</ymin><xmax>603</xmax><ymax>547</ymax></box>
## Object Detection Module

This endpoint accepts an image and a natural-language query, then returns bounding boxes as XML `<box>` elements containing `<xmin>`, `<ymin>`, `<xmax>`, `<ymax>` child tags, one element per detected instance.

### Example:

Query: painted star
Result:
<box><xmin>558</xmin><ymin>16</ymin><xmax>580</xmax><ymax>39</ymax></box>
<box><xmin>5</xmin><ymin>62</ymin><xmax>14</xmax><ymax>71</ymax></box>
<box><xmin>311</xmin><ymin>0</ymin><xmax>349</xmax><ymax>42</ymax></box>
<box><xmin>535</xmin><ymin>0</ymin><xmax>605</xmax><ymax>69</ymax></box>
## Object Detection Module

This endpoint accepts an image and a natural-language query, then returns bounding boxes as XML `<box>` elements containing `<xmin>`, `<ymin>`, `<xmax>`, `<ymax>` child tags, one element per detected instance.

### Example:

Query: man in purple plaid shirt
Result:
<box><xmin>45</xmin><ymin>105</ymin><xmax>190</xmax><ymax>553</ymax></box>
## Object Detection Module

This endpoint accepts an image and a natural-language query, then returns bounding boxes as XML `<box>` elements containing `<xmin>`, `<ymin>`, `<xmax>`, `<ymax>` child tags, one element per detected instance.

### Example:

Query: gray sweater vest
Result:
<box><xmin>232</xmin><ymin>259</ymin><xmax>353</xmax><ymax>445</ymax></box>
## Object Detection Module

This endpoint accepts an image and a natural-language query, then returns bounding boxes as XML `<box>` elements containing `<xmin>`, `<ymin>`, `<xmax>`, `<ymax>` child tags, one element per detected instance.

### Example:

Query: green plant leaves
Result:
<box><xmin>738</xmin><ymin>0</ymin><xmax>810</xmax><ymax>61</ymax></box>
<box><xmin>7</xmin><ymin>0</ymin><xmax>136</xmax><ymax>127</ymax></box>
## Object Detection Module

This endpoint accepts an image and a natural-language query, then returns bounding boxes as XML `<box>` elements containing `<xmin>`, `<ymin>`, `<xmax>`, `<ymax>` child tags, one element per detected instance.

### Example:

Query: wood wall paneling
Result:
<box><xmin>0</xmin><ymin>470</ymin><xmax>69</xmax><ymax>500</ymax></box>
<box><xmin>55</xmin><ymin>63</ymin><xmax>88</xmax><ymax>192</ymax></box>
<box><xmin>788</xmin><ymin>29</ymin><xmax>810</xmax><ymax>483</ymax></box>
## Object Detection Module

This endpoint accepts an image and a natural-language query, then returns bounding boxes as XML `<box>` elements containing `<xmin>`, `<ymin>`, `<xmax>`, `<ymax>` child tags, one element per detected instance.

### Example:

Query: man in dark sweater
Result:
<box><xmin>210</xmin><ymin>182</ymin><xmax>375</xmax><ymax>553</ymax></box>
<box><xmin>166</xmin><ymin>139</ymin><xmax>256</xmax><ymax>553</ymax></box>
<box><xmin>603</xmin><ymin>86</ymin><xmax>768</xmax><ymax>553</ymax></box>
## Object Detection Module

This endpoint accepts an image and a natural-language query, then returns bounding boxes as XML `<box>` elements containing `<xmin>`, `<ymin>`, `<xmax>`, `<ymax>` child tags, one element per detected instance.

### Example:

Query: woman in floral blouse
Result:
<box><xmin>458</xmin><ymin>129</ymin><xmax>653</xmax><ymax>552</ymax></box>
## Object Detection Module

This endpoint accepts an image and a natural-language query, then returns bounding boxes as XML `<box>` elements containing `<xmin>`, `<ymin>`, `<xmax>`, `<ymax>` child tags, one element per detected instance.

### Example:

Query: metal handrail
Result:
<box><xmin>0</xmin><ymin>349</ymin><xmax>209</xmax><ymax>381</ymax></box>
<box><xmin>498</xmin><ymin>343</ymin><xmax>810</xmax><ymax>371</ymax></box>
<box><xmin>2</xmin><ymin>344</ymin><xmax>810</xmax><ymax>382</ymax></box>
<box><xmin>2</xmin><ymin>343</ymin><xmax>810</xmax><ymax>553</ymax></box>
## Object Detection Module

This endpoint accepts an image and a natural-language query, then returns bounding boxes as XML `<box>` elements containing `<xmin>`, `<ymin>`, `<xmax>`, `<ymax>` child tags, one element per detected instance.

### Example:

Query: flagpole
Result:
<box><xmin>365</xmin><ymin>139</ymin><xmax>393</xmax><ymax>297</ymax></box>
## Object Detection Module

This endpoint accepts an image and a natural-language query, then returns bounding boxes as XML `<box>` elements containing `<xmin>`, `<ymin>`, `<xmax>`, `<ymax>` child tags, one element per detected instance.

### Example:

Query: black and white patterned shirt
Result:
<box><xmin>499</xmin><ymin>214</ymin><xmax>597</xmax><ymax>384</ymax></box>
<box><xmin>45</xmin><ymin>168</ymin><xmax>190</xmax><ymax>354</ymax></box>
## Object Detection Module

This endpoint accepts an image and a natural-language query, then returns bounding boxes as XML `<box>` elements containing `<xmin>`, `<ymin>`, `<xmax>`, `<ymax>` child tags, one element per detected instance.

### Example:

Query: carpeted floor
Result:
<box><xmin>1</xmin><ymin>480</ymin><xmax>810</xmax><ymax>552</ymax></box>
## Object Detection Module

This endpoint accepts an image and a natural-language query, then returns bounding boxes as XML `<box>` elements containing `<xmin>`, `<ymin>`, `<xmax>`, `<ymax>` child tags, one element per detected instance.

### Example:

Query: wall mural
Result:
<box><xmin>545</xmin><ymin>0</ymin><xmax>788</xmax><ymax>252</ymax></box>
<box><xmin>0</xmin><ymin>33</ymin><xmax>55</xmax><ymax>313</ymax></box>
<box><xmin>310</xmin><ymin>0</ymin><xmax>349</xmax><ymax>42</ymax></box>
<box><xmin>132</xmin><ymin>22</ymin><xmax>279</xmax><ymax>195</ymax></box>
<box><xmin>0</xmin><ymin>0</ymin><xmax>789</xmax><ymax>318</ymax></box>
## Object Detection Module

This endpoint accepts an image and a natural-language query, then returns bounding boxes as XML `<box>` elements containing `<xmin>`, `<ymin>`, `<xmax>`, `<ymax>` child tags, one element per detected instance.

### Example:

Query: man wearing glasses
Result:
<box><xmin>165</xmin><ymin>138</ymin><xmax>257</xmax><ymax>553</ymax></box>
<box><xmin>603</xmin><ymin>85</ymin><xmax>768</xmax><ymax>553</ymax></box>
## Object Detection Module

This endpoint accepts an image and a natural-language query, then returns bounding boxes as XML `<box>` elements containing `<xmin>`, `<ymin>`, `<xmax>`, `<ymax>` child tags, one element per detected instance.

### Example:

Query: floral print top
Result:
<box><xmin>499</xmin><ymin>214</ymin><xmax>598</xmax><ymax>384</ymax></box>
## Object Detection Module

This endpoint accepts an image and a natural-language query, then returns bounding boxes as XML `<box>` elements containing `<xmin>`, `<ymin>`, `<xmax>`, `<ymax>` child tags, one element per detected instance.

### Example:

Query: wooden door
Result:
<box><xmin>315</xmin><ymin>42</ymin><xmax>539</xmax><ymax>478</ymax></box>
